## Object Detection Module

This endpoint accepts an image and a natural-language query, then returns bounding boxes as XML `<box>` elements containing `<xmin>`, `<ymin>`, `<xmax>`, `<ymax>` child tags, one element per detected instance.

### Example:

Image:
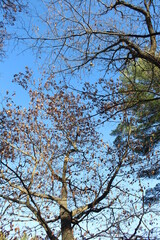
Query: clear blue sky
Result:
<box><xmin>0</xmin><ymin>2</ymin><xmax>159</xmax><ymax>237</ymax></box>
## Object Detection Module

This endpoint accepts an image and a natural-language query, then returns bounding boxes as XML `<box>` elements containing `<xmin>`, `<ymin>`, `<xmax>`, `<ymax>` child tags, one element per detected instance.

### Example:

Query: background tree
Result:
<box><xmin>79</xmin><ymin>57</ymin><xmax>160</xmax><ymax>205</ymax></box>
<box><xmin>112</xmin><ymin>58</ymin><xmax>160</xmax><ymax>155</ymax></box>
<box><xmin>111</xmin><ymin>58</ymin><xmax>160</xmax><ymax>205</ymax></box>
<box><xmin>0</xmin><ymin>72</ymin><xmax>156</xmax><ymax>239</ymax></box>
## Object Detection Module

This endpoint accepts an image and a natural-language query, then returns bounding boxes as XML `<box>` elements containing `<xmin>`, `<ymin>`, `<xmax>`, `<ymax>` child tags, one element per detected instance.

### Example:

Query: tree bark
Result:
<box><xmin>60</xmin><ymin>204</ymin><xmax>74</xmax><ymax>240</ymax></box>
<box><xmin>60</xmin><ymin>153</ymin><xmax>74</xmax><ymax>240</ymax></box>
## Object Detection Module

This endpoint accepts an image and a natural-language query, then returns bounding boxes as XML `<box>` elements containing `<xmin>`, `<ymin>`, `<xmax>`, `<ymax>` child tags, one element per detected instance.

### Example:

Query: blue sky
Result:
<box><xmin>0</xmin><ymin>1</ymin><xmax>159</xmax><ymax>238</ymax></box>
<box><xmin>0</xmin><ymin>43</ymin><xmax>31</xmax><ymax>106</ymax></box>
<box><xmin>0</xmin><ymin>53</ymin><xmax>117</xmax><ymax>148</ymax></box>
<box><xmin>0</xmin><ymin>0</ymin><xmax>44</xmax><ymax>106</ymax></box>
<box><xmin>0</xmin><ymin>19</ymin><xmax>117</xmax><ymax>144</ymax></box>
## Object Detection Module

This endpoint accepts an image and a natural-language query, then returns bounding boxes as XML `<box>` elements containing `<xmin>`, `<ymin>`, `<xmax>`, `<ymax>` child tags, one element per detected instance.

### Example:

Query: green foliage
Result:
<box><xmin>112</xmin><ymin>59</ymin><xmax>160</xmax><ymax>154</ymax></box>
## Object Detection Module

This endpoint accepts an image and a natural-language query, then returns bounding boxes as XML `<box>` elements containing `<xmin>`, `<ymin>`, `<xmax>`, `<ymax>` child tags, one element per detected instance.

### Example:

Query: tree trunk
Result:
<box><xmin>60</xmin><ymin>205</ymin><xmax>74</xmax><ymax>240</ymax></box>
<box><xmin>61</xmin><ymin>153</ymin><xmax>74</xmax><ymax>240</ymax></box>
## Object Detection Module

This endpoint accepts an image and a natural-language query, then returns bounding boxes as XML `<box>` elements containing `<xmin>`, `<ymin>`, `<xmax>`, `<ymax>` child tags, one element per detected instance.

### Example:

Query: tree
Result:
<box><xmin>109</xmin><ymin>58</ymin><xmax>160</xmax><ymax>206</ymax></box>
<box><xmin>0</xmin><ymin>72</ymin><xmax>157</xmax><ymax>239</ymax></box>
<box><xmin>78</xmin><ymin>57</ymin><xmax>160</xmax><ymax>205</ymax></box>
<box><xmin>0</xmin><ymin>0</ymin><xmax>27</xmax><ymax>59</ymax></box>
<box><xmin>17</xmin><ymin>0</ymin><xmax>160</xmax><ymax>140</ymax></box>
<box><xmin>112</xmin><ymin>58</ymin><xmax>160</xmax><ymax>154</ymax></box>
<box><xmin>18</xmin><ymin>0</ymin><xmax>159</xmax><ymax>154</ymax></box>
<box><xmin>1</xmin><ymin>1</ymin><xmax>160</xmax><ymax>238</ymax></box>
<box><xmin>13</xmin><ymin>0</ymin><xmax>160</xmax><ymax>154</ymax></box>
<box><xmin>19</xmin><ymin>0</ymin><xmax>160</xmax><ymax>73</ymax></box>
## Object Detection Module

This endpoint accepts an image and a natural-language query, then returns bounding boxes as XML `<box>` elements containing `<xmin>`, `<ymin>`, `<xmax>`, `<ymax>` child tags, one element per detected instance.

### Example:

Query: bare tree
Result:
<box><xmin>1</xmin><ymin>1</ymin><xmax>160</xmax><ymax>238</ymax></box>
<box><xmin>18</xmin><ymin>0</ymin><xmax>160</xmax><ymax>73</ymax></box>
<box><xmin>14</xmin><ymin>1</ymin><xmax>160</xmax><ymax>152</ymax></box>
<box><xmin>0</xmin><ymin>72</ymin><xmax>156</xmax><ymax>239</ymax></box>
